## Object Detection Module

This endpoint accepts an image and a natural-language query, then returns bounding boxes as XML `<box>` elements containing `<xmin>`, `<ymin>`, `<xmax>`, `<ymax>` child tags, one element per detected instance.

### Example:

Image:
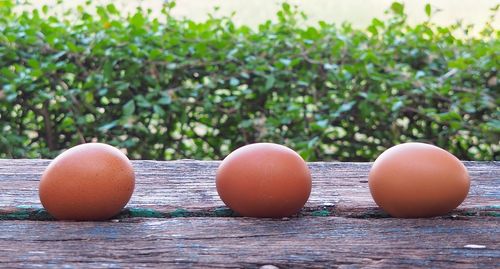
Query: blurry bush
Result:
<box><xmin>0</xmin><ymin>1</ymin><xmax>498</xmax><ymax>160</ymax></box>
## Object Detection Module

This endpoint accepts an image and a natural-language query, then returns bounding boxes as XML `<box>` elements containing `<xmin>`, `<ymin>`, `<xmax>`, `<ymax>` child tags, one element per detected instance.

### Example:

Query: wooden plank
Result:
<box><xmin>0</xmin><ymin>217</ymin><xmax>498</xmax><ymax>268</ymax></box>
<box><xmin>0</xmin><ymin>160</ymin><xmax>498</xmax><ymax>219</ymax></box>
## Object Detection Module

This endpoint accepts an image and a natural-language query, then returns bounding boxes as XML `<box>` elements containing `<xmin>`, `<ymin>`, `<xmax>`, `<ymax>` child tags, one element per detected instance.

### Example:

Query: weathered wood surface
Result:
<box><xmin>0</xmin><ymin>159</ymin><xmax>498</xmax><ymax>268</ymax></box>
<box><xmin>0</xmin><ymin>217</ymin><xmax>499</xmax><ymax>268</ymax></box>
<box><xmin>0</xmin><ymin>160</ymin><xmax>498</xmax><ymax>218</ymax></box>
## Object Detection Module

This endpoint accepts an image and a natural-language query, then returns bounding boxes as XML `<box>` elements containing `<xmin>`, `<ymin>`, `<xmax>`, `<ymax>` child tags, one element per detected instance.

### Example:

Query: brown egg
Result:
<box><xmin>39</xmin><ymin>143</ymin><xmax>135</xmax><ymax>221</ymax></box>
<box><xmin>216</xmin><ymin>143</ymin><xmax>312</xmax><ymax>218</ymax></box>
<box><xmin>369</xmin><ymin>142</ymin><xmax>470</xmax><ymax>218</ymax></box>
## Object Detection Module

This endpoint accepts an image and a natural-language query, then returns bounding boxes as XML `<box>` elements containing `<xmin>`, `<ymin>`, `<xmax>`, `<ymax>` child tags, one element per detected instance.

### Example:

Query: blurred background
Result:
<box><xmin>2</xmin><ymin>1</ymin><xmax>499</xmax><ymax>161</ymax></box>
<box><xmin>30</xmin><ymin>0</ymin><xmax>499</xmax><ymax>30</ymax></box>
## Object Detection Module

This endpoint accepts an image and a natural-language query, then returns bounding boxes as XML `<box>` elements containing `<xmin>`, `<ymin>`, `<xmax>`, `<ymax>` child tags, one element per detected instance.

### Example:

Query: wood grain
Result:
<box><xmin>0</xmin><ymin>160</ymin><xmax>498</xmax><ymax>268</ymax></box>
<box><xmin>0</xmin><ymin>217</ymin><xmax>498</xmax><ymax>268</ymax></box>
<box><xmin>0</xmin><ymin>160</ymin><xmax>498</xmax><ymax>219</ymax></box>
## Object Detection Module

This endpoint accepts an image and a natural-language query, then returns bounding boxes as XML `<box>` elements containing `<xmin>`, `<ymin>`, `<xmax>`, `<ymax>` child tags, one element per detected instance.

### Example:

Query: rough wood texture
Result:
<box><xmin>0</xmin><ymin>160</ymin><xmax>498</xmax><ymax>268</ymax></box>
<box><xmin>0</xmin><ymin>160</ymin><xmax>498</xmax><ymax>218</ymax></box>
<box><xmin>0</xmin><ymin>217</ymin><xmax>499</xmax><ymax>268</ymax></box>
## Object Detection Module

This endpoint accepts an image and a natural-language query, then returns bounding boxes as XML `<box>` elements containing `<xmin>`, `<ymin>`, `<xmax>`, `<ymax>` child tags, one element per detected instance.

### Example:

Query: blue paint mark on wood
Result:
<box><xmin>311</xmin><ymin>210</ymin><xmax>331</xmax><ymax>217</ymax></box>
<box><xmin>169</xmin><ymin>209</ymin><xmax>190</xmax><ymax>217</ymax></box>
<box><xmin>126</xmin><ymin>208</ymin><xmax>164</xmax><ymax>218</ymax></box>
<box><xmin>0</xmin><ymin>205</ymin><xmax>498</xmax><ymax>220</ymax></box>
<box><xmin>214</xmin><ymin>207</ymin><xmax>237</xmax><ymax>217</ymax></box>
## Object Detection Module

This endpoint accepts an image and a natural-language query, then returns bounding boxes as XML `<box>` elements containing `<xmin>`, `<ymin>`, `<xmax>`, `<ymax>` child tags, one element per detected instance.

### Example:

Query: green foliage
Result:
<box><xmin>0</xmin><ymin>1</ymin><xmax>499</xmax><ymax>161</ymax></box>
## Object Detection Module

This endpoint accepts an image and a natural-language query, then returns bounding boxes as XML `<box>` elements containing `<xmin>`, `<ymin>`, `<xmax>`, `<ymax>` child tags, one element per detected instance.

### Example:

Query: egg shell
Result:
<box><xmin>39</xmin><ymin>143</ymin><xmax>135</xmax><ymax>221</ymax></box>
<box><xmin>216</xmin><ymin>143</ymin><xmax>312</xmax><ymax>218</ymax></box>
<box><xmin>368</xmin><ymin>142</ymin><xmax>470</xmax><ymax>218</ymax></box>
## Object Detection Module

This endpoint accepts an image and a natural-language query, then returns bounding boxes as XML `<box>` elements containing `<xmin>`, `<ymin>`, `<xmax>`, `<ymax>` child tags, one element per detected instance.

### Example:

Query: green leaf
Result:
<box><xmin>27</xmin><ymin>59</ymin><xmax>40</xmax><ymax>69</ymax></box>
<box><xmin>391</xmin><ymin>100</ymin><xmax>403</xmax><ymax>112</ymax></box>
<box><xmin>98</xmin><ymin>88</ymin><xmax>108</xmax><ymax>96</ymax></box>
<box><xmin>282</xmin><ymin>2</ymin><xmax>291</xmax><ymax>13</ymax></box>
<box><xmin>425</xmin><ymin>4</ymin><xmax>431</xmax><ymax>17</ymax></box>
<box><xmin>450</xmin><ymin>121</ymin><xmax>461</xmax><ymax>129</ymax></box>
<box><xmin>299</xmin><ymin>148</ymin><xmax>313</xmax><ymax>160</ymax></box>
<box><xmin>96</xmin><ymin>6</ymin><xmax>108</xmax><ymax>20</ymax></box>
<box><xmin>84</xmin><ymin>91</ymin><xmax>94</xmax><ymax>103</ymax></box>
<box><xmin>390</xmin><ymin>2</ymin><xmax>404</xmax><ymax>15</ymax></box>
<box><xmin>149</xmin><ymin>48</ymin><xmax>162</xmax><ymax>60</ymax></box>
<box><xmin>66</xmin><ymin>42</ymin><xmax>78</xmax><ymax>52</ymax></box>
<box><xmin>103</xmin><ymin>61</ymin><xmax>113</xmax><ymax>80</ymax></box>
<box><xmin>116</xmin><ymin>82</ymin><xmax>130</xmax><ymax>91</ymax></box>
<box><xmin>438</xmin><ymin>111</ymin><xmax>461</xmax><ymax>121</ymax></box>
<box><xmin>135</xmin><ymin>95</ymin><xmax>151</xmax><ymax>108</ymax></box>
<box><xmin>372</xmin><ymin>18</ymin><xmax>384</xmax><ymax>28</ymax></box>
<box><xmin>153</xmin><ymin>105</ymin><xmax>166</xmax><ymax>116</ymax></box>
<box><xmin>106</xmin><ymin>4</ymin><xmax>119</xmax><ymax>15</ymax></box>
<box><xmin>367</xmin><ymin>25</ymin><xmax>378</xmax><ymax>35</ymax></box>
<box><xmin>123</xmin><ymin>100</ymin><xmax>136</xmax><ymax>116</ymax></box>
<box><xmin>486</xmin><ymin>120</ymin><xmax>500</xmax><ymax>132</ymax></box>
<box><xmin>337</xmin><ymin>101</ymin><xmax>356</xmax><ymax>114</ymax></box>
<box><xmin>229</xmin><ymin>77</ymin><xmax>239</xmax><ymax>87</ymax></box>
<box><xmin>99</xmin><ymin>120</ymin><xmax>118</xmax><ymax>132</ymax></box>
<box><xmin>158</xmin><ymin>95</ymin><xmax>171</xmax><ymax>105</ymax></box>
<box><xmin>315</xmin><ymin>119</ymin><xmax>329</xmax><ymax>129</ymax></box>
<box><xmin>265</xmin><ymin>75</ymin><xmax>275</xmax><ymax>90</ymax></box>
<box><xmin>61</xmin><ymin>117</ymin><xmax>75</xmax><ymax>128</ymax></box>
<box><xmin>238</xmin><ymin>119</ymin><xmax>253</xmax><ymax>128</ymax></box>
<box><xmin>279</xmin><ymin>58</ymin><xmax>291</xmax><ymax>66</ymax></box>
<box><xmin>6</xmin><ymin>92</ymin><xmax>17</xmax><ymax>102</ymax></box>
<box><xmin>130</xmin><ymin>12</ymin><xmax>145</xmax><ymax>28</ymax></box>
<box><xmin>307</xmin><ymin>136</ymin><xmax>320</xmax><ymax>148</ymax></box>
